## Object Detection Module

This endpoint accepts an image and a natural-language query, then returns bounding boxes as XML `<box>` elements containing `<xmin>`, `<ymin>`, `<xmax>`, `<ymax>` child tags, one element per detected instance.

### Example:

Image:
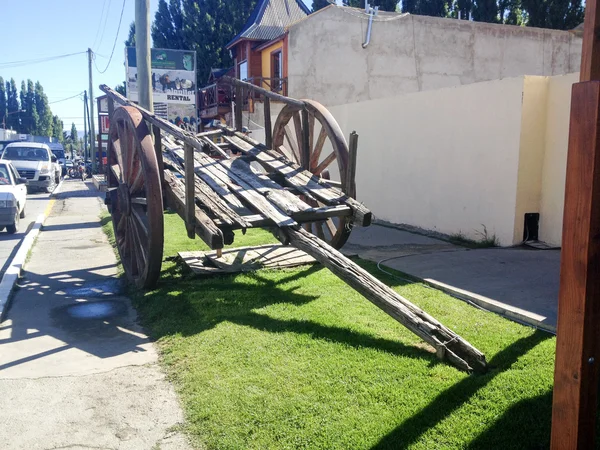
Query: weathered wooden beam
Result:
<box><xmin>220</xmin><ymin>158</ymin><xmax>312</xmax><ymax>215</ymax></box>
<box><xmin>223</xmin><ymin>133</ymin><xmax>372</xmax><ymax>227</ymax></box>
<box><xmin>301</xmin><ymin>109</ymin><xmax>310</xmax><ymax>170</ymax></box>
<box><xmin>284</xmin><ymin>227</ymin><xmax>487</xmax><ymax>373</ymax></box>
<box><xmin>222</xmin><ymin>76</ymin><xmax>305</xmax><ymax>109</ymax></box>
<box><xmin>184</xmin><ymin>143</ymin><xmax>196</xmax><ymax>239</ymax></box>
<box><xmin>153</xmin><ymin>125</ymin><xmax>164</xmax><ymax>188</ymax></box>
<box><xmin>345</xmin><ymin>131</ymin><xmax>358</xmax><ymax>199</ymax></box>
<box><xmin>201</xmin><ymin>136</ymin><xmax>230</xmax><ymax>160</ymax></box>
<box><xmin>264</xmin><ymin>97</ymin><xmax>272</xmax><ymax>149</ymax></box>
<box><xmin>235</xmin><ymin>84</ymin><xmax>243</xmax><ymax>132</ymax></box>
<box><xmin>164</xmin><ymin>170</ymin><xmax>224</xmax><ymax>249</ymax></box>
<box><xmin>551</xmin><ymin>82</ymin><xmax>600</xmax><ymax>449</ymax></box>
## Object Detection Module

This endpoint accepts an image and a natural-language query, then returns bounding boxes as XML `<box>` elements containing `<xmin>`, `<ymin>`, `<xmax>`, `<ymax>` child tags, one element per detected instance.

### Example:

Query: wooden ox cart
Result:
<box><xmin>99</xmin><ymin>79</ymin><xmax>487</xmax><ymax>373</ymax></box>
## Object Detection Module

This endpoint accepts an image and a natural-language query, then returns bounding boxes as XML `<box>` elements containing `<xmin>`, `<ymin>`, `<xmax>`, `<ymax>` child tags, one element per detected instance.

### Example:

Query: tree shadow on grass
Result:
<box><xmin>371</xmin><ymin>331</ymin><xmax>552</xmax><ymax>449</ymax></box>
<box><xmin>134</xmin><ymin>263</ymin><xmax>441</xmax><ymax>366</ymax></box>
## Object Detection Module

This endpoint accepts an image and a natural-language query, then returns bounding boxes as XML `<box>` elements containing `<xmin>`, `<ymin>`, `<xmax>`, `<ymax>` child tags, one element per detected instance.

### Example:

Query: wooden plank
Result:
<box><xmin>189</xmin><ymin>149</ymin><xmax>297</xmax><ymax>228</ymax></box>
<box><xmin>195</xmin><ymin>129</ymin><xmax>222</xmax><ymax>138</ymax></box>
<box><xmin>551</xmin><ymin>81</ymin><xmax>600</xmax><ymax>449</ymax></box>
<box><xmin>220</xmin><ymin>158</ymin><xmax>312</xmax><ymax>215</ymax></box>
<box><xmin>580</xmin><ymin>0</ymin><xmax>600</xmax><ymax>82</ymax></box>
<box><xmin>284</xmin><ymin>227</ymin><xmax>487</xmax><ymax>373</ymax></box>
<box><xmin>184</xmin><ymin>143</ymin><xmax>196</xmax><ymax>239</ymax></box>
<box><xmin>213</xmin><ymin>205</ymin><xmax>353</xmax><ymax>229</ymax></box>
<box><xmin>162</xmin><ymin>150</ymin><xmax>250</xmax><ymax>228</ymax></box>
<box><xmin>223</xmin><ymin>133</ymin><xmax>372</xmax><ymax>226</ymax></box>
<box><xmin>201</xmin><ymin>136</ymin><xmax>230</xmax><ymax>159</ymax></box>
<box><xmin>345</xmin><ymin>131</ymin><xmax>358</xmax><ymax>198</ymax></box>
<box><xmin>235</xmin><ymin>84</ymin><xmax>243</xmax><ymax>132</ymax></box>
<box><xmin>264</xmin><ymin>97</ymin><xmax>272</xmax><ymax>149</ymax></box>
<box><xmin>164</xmin><ymin>170</ymin><xmax>224</xmax><ymax>249</ymax></box>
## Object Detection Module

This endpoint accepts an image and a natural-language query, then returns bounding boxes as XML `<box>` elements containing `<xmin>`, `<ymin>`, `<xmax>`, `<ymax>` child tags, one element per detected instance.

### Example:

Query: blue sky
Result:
<box><xmin>0</xmin><ymin>0</ymin><xmax>314</xmax><ymax>134</ymax></box>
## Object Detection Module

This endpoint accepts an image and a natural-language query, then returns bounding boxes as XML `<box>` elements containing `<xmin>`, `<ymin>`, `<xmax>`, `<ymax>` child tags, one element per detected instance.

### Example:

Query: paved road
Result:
<box><xmin>0</xmin><ymin>189</ymin><xmax>52</xmax><ymax>279</ymax></box>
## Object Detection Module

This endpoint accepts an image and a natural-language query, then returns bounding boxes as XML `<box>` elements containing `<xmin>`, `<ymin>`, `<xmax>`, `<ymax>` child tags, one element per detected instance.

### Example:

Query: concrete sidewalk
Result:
<box><xmin>344</xmin><ymin>224</ymin><xmax>560</xmax><ymax>332</ymax></box>
<box><xmin>0</xmin><ymin>179</ymin><xmax>190</xmax><ymax>449</ymax></box>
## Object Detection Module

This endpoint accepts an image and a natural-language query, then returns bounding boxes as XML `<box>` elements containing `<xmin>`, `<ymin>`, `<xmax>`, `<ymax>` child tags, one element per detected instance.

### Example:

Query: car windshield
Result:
<box><xmin>0</xmin><ymin>165</ymin><xmax>11</xmax><ymax>185</ymax></box>
<box><xmin>52</xmin><ymin>150</ymin><xmax>65</xmax><ymax>160</ymax></box>
<box><xmin>2</xmin><ymin>146</ymin><xmax>49</xmax><ymax>161</ymax></box>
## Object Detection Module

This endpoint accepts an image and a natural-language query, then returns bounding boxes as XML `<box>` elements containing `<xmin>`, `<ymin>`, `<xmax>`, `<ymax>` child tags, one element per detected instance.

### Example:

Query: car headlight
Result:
<box><xmin>39</xmin><ymin>163</ymin><xmax>50</xmax><ymax>175</ymax></box>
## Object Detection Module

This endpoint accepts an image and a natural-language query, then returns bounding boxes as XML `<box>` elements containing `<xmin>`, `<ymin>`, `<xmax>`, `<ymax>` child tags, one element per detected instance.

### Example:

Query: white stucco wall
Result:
<box><xmin>325</xmin><ymin>77</ymin><xmax>527</xmax><ymax>245</ymax></box>
<box><xmin>287</xmin><ymin>6</ymin><xmax>582</xmax><ymax>107</ymax></box>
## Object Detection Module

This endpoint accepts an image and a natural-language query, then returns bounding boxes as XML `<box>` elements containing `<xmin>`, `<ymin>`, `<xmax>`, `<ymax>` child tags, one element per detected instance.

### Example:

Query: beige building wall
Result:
<box><xmin>326</xmin><ymin>77</ymin><xmax>527</xmax><ymax>245</ymax></box>
<box><xmin>287</xmin><ymin>6</ymin><xmax>581</xmax><ymax>107</ymax></box>
<box><xmin>539</xmin><ymin>73</ymin><xmax>578</xmax><ymax>246</ymax></box>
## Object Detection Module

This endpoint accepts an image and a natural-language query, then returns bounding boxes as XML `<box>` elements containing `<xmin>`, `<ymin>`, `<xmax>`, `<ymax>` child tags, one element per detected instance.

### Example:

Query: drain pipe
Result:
<box><xmin>362</xmin><ymin>5</ymin><xmax>379</xmax><ymax>48</ymax></box>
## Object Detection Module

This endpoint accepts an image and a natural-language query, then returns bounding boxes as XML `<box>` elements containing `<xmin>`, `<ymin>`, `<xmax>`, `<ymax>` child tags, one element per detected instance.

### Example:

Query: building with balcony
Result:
<box><xmin>198</xmin><ymin>0</ymin><xmax>310</xmax><ymax>121</ymax></box>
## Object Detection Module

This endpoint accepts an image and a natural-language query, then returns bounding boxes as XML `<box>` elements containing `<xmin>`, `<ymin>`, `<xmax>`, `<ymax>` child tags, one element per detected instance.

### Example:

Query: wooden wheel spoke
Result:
<box><xmin>131</xmin><ymin>203</ymin><xmax>150</xmax><ymax>237</ymax></box>
<box><xmin>311</xmin><ymin>126</ymin><xmax>328</xmax><ymax>170</ymax></box>
<box><xmin>125</xmin><ymin>129</ymin><xmax>136</xmax><ymax>183</ymax></box>
<box><xmin>314</xmin><ymin>152</ymin><xmax>337</xmax><ymax>175</ymax></box>
<box><xmin>115</xmin><ymin>122</ymin><xmax>127</xmax><ymax>180</ymax></box>
<box><xmin>292</xmin><ymin>112</ymin><xmax>304</xmax><ymax>162</ymax></box>
<box><xmin>325</xmin><ymin>218</ymin><xmax>337</xmax><ymax>239</ymax></box>
<box><xmin>130</xmin><ymin>217</ymin><xmax>148</xmax><ymax>270</ymax></box>
<box><xmin>308</xmin><ymin>113</ymin><xmax>315</xmax><ymax>154</ymax></box>
<box><xmin>283</xmin><ymin>125</ymin><xmax>299</xmax><ymax>160</ymax></box>
<box><xmin>315</xmin><ymin>222</ymin><xmax>326</xmax><ymax>240</ymax></box>
<box><xmin>129</xmin><ymin>165</ymin><xmax>144</xmax><ymax>194</ymax></box>
<box><xmin>110</xmin><ymin>164</ymin><xmax>123</xmax><ymax>183</ymax></box>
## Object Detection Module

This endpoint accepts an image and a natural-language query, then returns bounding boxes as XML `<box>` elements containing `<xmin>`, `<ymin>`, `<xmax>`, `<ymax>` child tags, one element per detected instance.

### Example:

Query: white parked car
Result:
<box><xmin>1</xmin><ymin>142</ymin><xmax>61</xmax><ymax>193</ymax></box>
<box><xmin>0</xmin><ymin>160</ymin><xmax>27</xmax><ymax>233</ymax></box>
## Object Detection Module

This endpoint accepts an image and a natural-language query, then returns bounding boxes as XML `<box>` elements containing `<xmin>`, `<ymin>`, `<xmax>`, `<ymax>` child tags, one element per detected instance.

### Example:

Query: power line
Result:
<box><xmin>94</xmin><ymin>0</ymin><xmax>127</xmax><ymax>74</ymax></box>
<box><xmin>91</xmin><ymin>0</ymin><xmax>108</xmax><ymax>51</ymax></box>
<box><xmin>49</xmin><ymin>92</ymin><xmax>84</xmax><ymax>104</ymax></box>
<box><xmin>0</xmin><ymin>51</ymin><xmax>86</xmax><ymax>69</ymax></box>
<box><xmin>97</xmin><ymin>0</ymin><xmax>114</xmax><ymax>50</ymax></box>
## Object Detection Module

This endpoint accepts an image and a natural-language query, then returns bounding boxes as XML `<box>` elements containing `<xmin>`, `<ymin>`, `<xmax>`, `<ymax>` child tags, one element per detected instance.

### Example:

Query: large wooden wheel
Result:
<box><xmin>107</xmin><ymin>106</ymin><xmax>164</xmax><ymax>289</ymax></box>
<box><xmin>272</xmin><ymin>100</ymin><xmax>354</xmax><ymax>249</ymax></box>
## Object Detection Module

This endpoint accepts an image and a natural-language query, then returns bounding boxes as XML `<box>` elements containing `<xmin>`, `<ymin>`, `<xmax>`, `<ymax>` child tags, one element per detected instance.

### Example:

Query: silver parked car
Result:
<box><xmin>1</xmin><ymin>143</ymin><xmax>61</xmax><ymax>193</ymax></box>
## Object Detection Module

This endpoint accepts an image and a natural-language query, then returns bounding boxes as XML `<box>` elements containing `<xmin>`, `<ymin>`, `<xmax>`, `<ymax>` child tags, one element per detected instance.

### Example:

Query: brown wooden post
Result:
<box><xmin>551</xmin><ymin>0</ymin><xmax>600</xmax><ymax>447</ymax></box>
<box><xmin>184</xmin><ymin>143</ymin><xmax>196</xmax><ymax>239</ymax></box>
<box><xmin>153</xmin><ymin>125</ymin><xmax>164</xmax><ymax>190</ymax></box>
<box><xmin>264</xmin><ymin>97</ymin><xmax>272</xmax><ymax>149</ymax></box>
<box><xmin>235</xmin><ymin>84</ymin><xmax>243</xmax><ymax>132</ymax></box>
<box><xmin>301</xmin><ymin>108</ymin><xmax>310</xmax><ymax>170</ymax></box>
<box><xmin>345</xmin><ymin>131</ymin><xmax>358</xmax><ymax>199</ymax></box>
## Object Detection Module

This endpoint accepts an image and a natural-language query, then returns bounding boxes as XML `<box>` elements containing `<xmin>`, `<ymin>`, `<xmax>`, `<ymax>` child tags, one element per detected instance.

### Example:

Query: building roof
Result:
<box><xmin>226</xmin><ymin>0</ymin><xmax>311</xmax><ymax>49</ymax></box>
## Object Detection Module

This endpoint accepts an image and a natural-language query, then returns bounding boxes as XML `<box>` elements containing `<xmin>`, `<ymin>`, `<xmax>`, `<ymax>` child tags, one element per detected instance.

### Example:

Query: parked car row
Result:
<box><xmin>0</xmin><ymin>160</ymin><xmax>27</xmax><ymax>234</ymax></box>
<box><xmin>0</xmin><ymin>142</ymin><xmax>61</xmax><ymax>193</ymax></box>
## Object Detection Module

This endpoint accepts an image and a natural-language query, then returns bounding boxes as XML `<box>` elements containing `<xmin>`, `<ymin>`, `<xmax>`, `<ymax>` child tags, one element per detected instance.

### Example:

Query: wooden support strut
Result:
<box><xmin>284</xmin><ymin>227</ymin><xmax>487</xmax><ymax>373</ymax></box>
<box><xmin>184</xmin><ymin>143</ymin><xmax>196</xmax><ymax>239</ymax></box>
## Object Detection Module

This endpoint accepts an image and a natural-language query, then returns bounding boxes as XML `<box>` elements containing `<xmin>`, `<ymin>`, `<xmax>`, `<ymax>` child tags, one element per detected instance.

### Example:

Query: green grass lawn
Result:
<box><xmin>105</xmin><ymin>211</ymin><xmax>556</xmax><ymax>450</ymax></box>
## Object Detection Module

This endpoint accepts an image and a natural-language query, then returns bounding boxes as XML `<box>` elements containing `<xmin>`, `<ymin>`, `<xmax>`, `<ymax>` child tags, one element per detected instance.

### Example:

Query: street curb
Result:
<box><xmin>417</xmin><ymin>277</ymin><xmax>557</xmax><ymax>334</ymax></box>
<box><xmin>0</xmin><ymin>183</ymin><xmax>60</xmax><ymax>322</ymax></box>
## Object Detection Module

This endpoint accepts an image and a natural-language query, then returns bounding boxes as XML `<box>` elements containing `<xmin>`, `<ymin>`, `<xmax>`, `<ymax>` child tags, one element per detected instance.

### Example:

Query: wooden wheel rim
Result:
<box><xmin>272</xmin><ymin>100</ymin><xmax>353</xmax><ymax>249</ymax></box>
<box><xmin>107</xmin><ymin>106</ymin><xmax>164</xmax><ymax>289</ymax></box>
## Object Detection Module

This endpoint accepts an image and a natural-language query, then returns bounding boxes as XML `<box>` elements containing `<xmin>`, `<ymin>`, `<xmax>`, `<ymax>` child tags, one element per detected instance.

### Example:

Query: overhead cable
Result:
<box><xmin>94</xmin><ymin>0</ymin><xmax>126</xmax><ymax>74</ymax></box>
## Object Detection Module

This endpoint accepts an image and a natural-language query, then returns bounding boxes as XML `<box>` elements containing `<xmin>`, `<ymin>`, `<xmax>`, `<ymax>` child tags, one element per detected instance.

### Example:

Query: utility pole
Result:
<box><xmin>87</xmin><ymin>48</ymin><xmax>97</xmax><ymax>172</ymax></box>
<box><xmin>135</xmin><ymin>0</ymin><xmax>153</xmax><ymax>112</ymax></box>
<box><xmin>83</xmin><ymin>90</ymin><xmax>88</xmax><ymax>161</ymax></box>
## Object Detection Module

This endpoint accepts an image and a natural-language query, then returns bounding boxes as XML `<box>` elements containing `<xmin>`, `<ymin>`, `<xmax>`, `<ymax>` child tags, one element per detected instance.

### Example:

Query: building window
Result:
<box><xmin>239</xmin><ymin>60</ymin><xmax>248</xmax><ymax>81</ymax></box>
<box><xmin>271</xmin><ymin>50</ymin><xmax>282</xmax><ymax>92</ymax></box>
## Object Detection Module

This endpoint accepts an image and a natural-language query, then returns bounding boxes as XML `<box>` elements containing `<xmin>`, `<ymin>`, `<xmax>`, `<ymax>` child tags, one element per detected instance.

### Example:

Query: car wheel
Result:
<box><xmin>7</xmin><ymin>213</ymin><xmax>18</xmax><ymax>234</ymax></box>
<box><xmin>0</xmin><ymin>226</ymin><xmax>4</xmax><ymax>232</ymax></box>
<box><xmin>19</xmin><ymin>204</ymin><xmax>25</xmax><ymax>219</ymax></box>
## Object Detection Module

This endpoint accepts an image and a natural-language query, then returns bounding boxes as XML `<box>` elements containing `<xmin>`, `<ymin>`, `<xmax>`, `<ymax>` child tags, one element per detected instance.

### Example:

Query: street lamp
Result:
<box><xmin>2</xmin><ymin>109</ymin><xmax>25</xmax><ymax>130</ymax></box>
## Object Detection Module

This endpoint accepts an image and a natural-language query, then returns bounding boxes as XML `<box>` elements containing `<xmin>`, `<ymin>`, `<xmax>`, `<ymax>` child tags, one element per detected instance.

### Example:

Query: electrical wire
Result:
<box><xmin>49</xmin><ymin>92</ymin><xmax>84</xmax><ymax>104</ymax></box>
<box><xmin>94</xmin><ymin>0</ymin><xmax>126</xmax><ymax>74</ymax></box>
<box><xmin>0</xmin><ymin>51</ymin><xmax>86</xmax><ymax>69</ymax></box>
<box><xmin>96</xmin><ymin>0</ymin><xmax>114</xmax><ymax>50</ymax></box>
<box><xmin>91</xmin><ymin>0</ymin><xmax>108</xmax><ymax>51</ymax></box>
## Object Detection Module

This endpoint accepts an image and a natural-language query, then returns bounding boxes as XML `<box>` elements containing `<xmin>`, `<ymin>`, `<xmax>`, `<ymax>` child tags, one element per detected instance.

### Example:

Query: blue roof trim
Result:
<box><xmin>226</xmin><ymin>0</ymin><xmax>310</xmax><ymax>49</ymax></box>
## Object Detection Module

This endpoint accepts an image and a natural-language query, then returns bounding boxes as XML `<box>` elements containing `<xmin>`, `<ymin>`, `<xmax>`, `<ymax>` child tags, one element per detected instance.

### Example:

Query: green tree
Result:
<box><xmin>402</xmin><ymin>0</ymin><xmax>449</xmax><ymax>16</ymax></box>
<box><xmin>52</xmin><ymin>115</ymin><xmax>64</xmax><ymax>143</ymax></box>
<box><xmin>125</xmin><ymin>21</ymin><xmax>136</xmax><ymax>47</ymax></box>
<box><xmin>312</xmin><ymin>0</ymin><xmax>332</xmax><ymax>11</ymax></box>
<box><xmin>35</xmin><ymin>81</ymin><xmax>53</xmax><ymax>137</ymax></box>
<box><xmin>473</xmin><ymin>0</ymin><xmax>499</xmax><ymax>22</ymax></box>
<box><xmin>115</xmin><ymin>82</ymin><xmax>127</xmax><ymax>96</ymax></box>
<box><xmin>70</xmin><ymin>123</ymin><xmax>78</xmax><ymax>146</ymax></box>
<box><xmin>521</xmin><ymin>0</ymin><xmax>583</xmax><ymax>29</ymax></box>
<box><xmin>0</xmin><ymin>77</ymin><xmax>6</xmax><ymax>131</ymax></box>
<box><xmin>152</xmin><ymin>0</ymin><xmax>186</xmax><ymax>48</ymax></box>
<box><xmin>6</xmin><ymin>79</ymin><xmax>20</xmax><ymax>131</ymax></box>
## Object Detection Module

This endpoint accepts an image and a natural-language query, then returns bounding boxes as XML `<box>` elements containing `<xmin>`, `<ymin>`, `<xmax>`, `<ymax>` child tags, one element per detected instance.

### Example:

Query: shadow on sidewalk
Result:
<box><xmin>0</xmin><ymin>264</ymin><xmax>150</xmax><ymax>372</ymax></box>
